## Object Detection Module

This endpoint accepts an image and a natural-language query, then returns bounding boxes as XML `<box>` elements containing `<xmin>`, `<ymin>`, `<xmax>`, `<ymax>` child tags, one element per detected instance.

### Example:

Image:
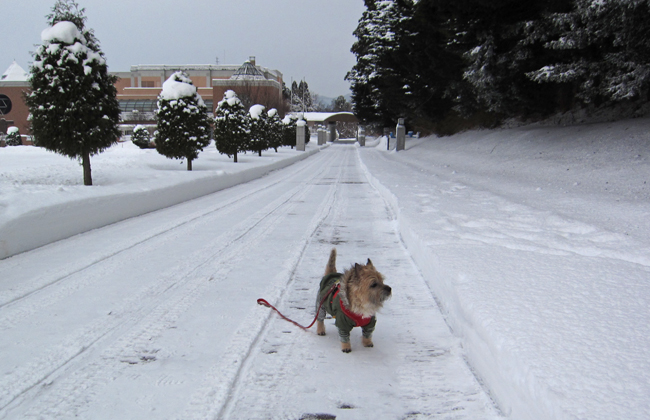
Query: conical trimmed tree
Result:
<box><xmin>155</xmin><ymin>72</ymin><xmax>211</xmax><ymax>171</ymax></box>
<box><xmin>248</xmin><ymin>104</ymin><xmax>269</xmax><ymax>157</ymax></box>
<box><xmin>267</xmin><ymin>108</ymin><xmax>284</xmax><ymax>152</ymax></box>
<box><xmin>25</xmin><ymin>0</ymin><xmax>120</xmax><ymax>185</ymax></box>
<box><xmin>214</xmin><ymin>90</ymin><xmax>249</xmax><ymax>163</ymax></box>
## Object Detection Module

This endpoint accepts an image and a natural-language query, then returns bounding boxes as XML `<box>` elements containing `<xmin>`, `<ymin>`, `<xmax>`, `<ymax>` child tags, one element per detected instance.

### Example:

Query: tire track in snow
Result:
<box><xmin>0</xmin><ymin>151</ymin><xmax>338</xmax><ymax>418</ymax></box>
<box><xmin>0</xmin><ymin>151</ymin><xmax>324</xmax><ymax>310</ymax></box>
<box><xmin>217</xmin><ymin>146</ymin><xmax>502</xmax><ymax>419</ymax></box>
<box><xmin>179</xmin><ymin>152</ymin><xmax>345</xmax><ymax>420</ymax></box>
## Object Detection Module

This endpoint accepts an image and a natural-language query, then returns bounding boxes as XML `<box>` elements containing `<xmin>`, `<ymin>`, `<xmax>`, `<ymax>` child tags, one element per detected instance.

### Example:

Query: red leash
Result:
<box><xmin>257</xmin><ymin>282</ymin><xmax>339</xmax><ymax>330</ymax></box>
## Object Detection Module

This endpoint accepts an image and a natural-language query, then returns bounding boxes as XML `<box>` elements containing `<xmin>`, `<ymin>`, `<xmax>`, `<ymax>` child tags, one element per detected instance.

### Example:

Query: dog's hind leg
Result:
<box><xmin>324</xmin><ymin>248</ymin><xmax>337</xmax><ymax>277</ymax></box>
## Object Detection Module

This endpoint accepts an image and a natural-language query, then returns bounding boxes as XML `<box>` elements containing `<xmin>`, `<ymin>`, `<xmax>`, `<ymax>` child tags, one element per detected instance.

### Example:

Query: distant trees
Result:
<box><xmin>155</xmin><ymin>71</ymin><xmax>211</xmax><ymax>171</ymax></box>
<box><xmin>348</xmin><ymin>0</ymin><xmax>650</xmax><ymax>133</ymax></box>
<box><xmin>287</xmin><ymin>80</ymin><xmax>316</xmax><ymax>112</ymax></box>
<box><xmin>26</xmin><ymin>0</ymin><xmax>120</xmax><ymax>185</ymax></box>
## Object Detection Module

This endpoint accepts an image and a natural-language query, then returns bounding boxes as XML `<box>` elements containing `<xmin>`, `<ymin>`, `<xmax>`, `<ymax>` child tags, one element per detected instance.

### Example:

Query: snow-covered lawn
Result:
<box><xmin>1</xmin><ymin>117</ymin><xmax>649</xmax><ymax>419</ymax></box>
<box><xmin>0</xmin><ymin>141</ymin><xmax>319</xmax><ymax>259</ymax></box>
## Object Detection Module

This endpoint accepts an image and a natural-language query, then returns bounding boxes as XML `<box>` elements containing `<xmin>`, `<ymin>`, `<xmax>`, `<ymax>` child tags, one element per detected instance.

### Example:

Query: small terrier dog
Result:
<box><xmin>315</xmin><ymin>248</ymin><xmax>392</xmax><ymax>353</ymax></box>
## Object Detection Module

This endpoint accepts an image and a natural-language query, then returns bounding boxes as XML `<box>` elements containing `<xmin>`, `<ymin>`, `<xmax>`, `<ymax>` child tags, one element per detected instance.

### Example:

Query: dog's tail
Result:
<box><xmin>324</xmin><ymin>248</ymin><xmax>337</xmax><ymax>276</ymax></box>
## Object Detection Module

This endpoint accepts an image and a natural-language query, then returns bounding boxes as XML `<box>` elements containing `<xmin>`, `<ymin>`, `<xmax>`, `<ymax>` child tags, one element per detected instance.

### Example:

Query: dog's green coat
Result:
<box><xmin>318</xmin><ymin>273</ymin><xmax>376</xmax><ymax>342</ymax></box>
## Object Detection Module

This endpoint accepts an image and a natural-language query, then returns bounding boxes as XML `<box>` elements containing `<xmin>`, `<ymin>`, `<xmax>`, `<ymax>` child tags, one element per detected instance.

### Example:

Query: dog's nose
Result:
<box><xmin>384</xmin><ymin>285</ymin><xmax>392</xmax><ymax>295</ymax></box>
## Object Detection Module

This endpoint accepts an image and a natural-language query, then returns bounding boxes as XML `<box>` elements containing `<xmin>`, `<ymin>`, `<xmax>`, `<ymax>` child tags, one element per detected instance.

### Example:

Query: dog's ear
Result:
<box><xmin>366</xmin><ymin>259</ymin><xmax>374</xmax><ymax>268</ymax></box>
<box><xmin>354</xmin><ymin>263</ymin><xmax>362</xmax><ymax>278</ymax></box>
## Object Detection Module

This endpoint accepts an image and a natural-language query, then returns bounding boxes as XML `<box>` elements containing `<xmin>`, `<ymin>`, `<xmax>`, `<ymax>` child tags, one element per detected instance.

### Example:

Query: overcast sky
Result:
<box><xmin>3</xmin><ymin>0</ymin><xmax>366</xmax><ymax>99</ymax></box>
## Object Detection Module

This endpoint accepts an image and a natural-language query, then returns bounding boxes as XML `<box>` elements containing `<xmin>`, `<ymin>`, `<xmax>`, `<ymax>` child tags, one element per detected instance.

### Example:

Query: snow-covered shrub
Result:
<box><xmin>213</xmin><ymin>90</ymin><xmax>249</xmax><ymax>163</ymax></box>
<box><xmin>5</xmin><ymin>127</ymin><xmax>22</xmax><ymax>146</ymax></box>
<box><xmin>132</xmin><ymin>125</ymin><xmax>152</xmax><ymax>149</ymax></box>
<box><xmin>154</xmin><ymin>71</ymin><xmax>211</xmax><ymax>171</ymax></box>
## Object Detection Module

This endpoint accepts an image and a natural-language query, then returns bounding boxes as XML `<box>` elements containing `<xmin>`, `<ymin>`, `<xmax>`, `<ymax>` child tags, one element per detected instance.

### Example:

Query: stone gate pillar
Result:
<box><xmin>396</xmin><ymin>118</ymin><xmax>406</xmax><ymax>151</ymax></box>
<box><xmin>296</xmin><ymin>120</ymin><xmax>306</xmax><ymax>151</ymax></box>
<box><xmin>358</xmin><ymin>126</ymin><xmax>365</xmax><ymax>147</ymax></box>
<box><xmin>328</xmin><ymin>122</ymin><xmax>336</xmax><ymax>143</ymax></box>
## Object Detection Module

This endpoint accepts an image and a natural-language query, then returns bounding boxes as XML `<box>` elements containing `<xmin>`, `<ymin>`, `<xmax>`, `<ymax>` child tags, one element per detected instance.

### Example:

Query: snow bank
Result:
<box><xmin>358</xmin><ymin>118</ymin><xmax>650</xmax><ymax>420</ymax></box>
<box><xmin>0</xmin><ymin>143</ymin><xmax>320</xmax><ymax>259</ymax></box>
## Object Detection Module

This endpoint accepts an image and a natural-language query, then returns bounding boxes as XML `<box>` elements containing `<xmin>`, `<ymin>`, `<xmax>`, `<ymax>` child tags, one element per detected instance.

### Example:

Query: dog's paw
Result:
<box><xmin>316</xmin><ymin>321</ymin><xmax>326</xmax><ymax>336</ymax></box>
<box><xmin>362</xmin><ymin>337</ymin><xmax>374</xmax><ymax>348</ymax></box>
<box><xmin>341</xmin><ymin>342</ymin><xmax>352</xmax><ymax>353</ymax></box>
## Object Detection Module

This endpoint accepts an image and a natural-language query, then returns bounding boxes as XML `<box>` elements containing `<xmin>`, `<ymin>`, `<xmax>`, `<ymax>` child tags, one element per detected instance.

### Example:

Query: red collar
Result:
<box><xmin>332</xmin><ymin>287</ymin><xmax>372</xmax><ymax>327</ymax></box>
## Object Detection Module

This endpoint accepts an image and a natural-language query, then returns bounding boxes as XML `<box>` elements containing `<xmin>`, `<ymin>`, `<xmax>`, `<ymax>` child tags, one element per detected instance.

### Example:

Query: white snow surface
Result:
<box><xmin>249</xmin><ymin>104</ymin><xmax>265</xmax><ymax>120</ymax></box>
<box><xmin>160</xmin><ymin>72</ymin><xmax>201</xmax><ymax>104</ymax></box>
<box><xmin>40</xmin><ymin>21</ymin><xmax>82</xmax><ymax>45</ymax></box>
<box><xmin>0</xmin><ymin>62</ymin><xmax>28</xmax><ymax>82</ymax></box>
<box><xmin>361</xmin><ymin>119</ymin><xmax>650</xmax><ymax>420</ymax></box>
<box><xmin>6</xmin><ymin>127</ymin><xmax>19</xmax><ymax>135</ymax></box>
<box><xmin>0</xmin><ymin>141</ymin><xmax>319</xmax><ymax>259</ymax></box>
<box><xmin>0</xmin><ymin>118</ymin><xmax>649</xmax><ymax>419</ymax></box>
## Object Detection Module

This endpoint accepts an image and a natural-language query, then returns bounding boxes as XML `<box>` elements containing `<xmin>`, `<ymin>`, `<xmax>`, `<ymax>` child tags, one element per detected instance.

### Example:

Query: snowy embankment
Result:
<box><xmin>358</xmin><ymin>119</ymin><xmax>650</xmax><ymax>420</ymax></box>
<box><xmin>0</xmin><ymin>142</ymin><xmax>320</xmax><ymax>259</ymax></box>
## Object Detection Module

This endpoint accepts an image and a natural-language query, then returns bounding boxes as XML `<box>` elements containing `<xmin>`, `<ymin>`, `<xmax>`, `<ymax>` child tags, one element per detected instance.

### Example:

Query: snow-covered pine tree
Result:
<box><xmin>526</xmin><ymin>0</ymin><xmax>650</xmax><ymax>107</ymax></box>
<box><xmin>26</xmin><ymin>0</ymin><xmax>120</xmax><ymax>185</ymax></box>
<box><xmin>5</xmin><ymin>127</ymin><xmax>21</xmax><ymax>146</ymax></box>
<box><xmin>132</xmin><ymin>125</ymin><xmax>152</xmax><ymax>149</ymax></box>
<box><xmin>346</xmin><ymin>0</ymin><xmax>414</xmax><ymax>126</ymax></box>
<box><xmin>266</xmin><ymin>108</ymin><xmax>284</xmax><ymax>152</ymax></box>
<box><xmin>154</xmin><ymin>72</ymin><xmax>211</xmax><ymax>171</ymax></box>
<box><xmin>214</xmin><ymin>90</ymin><xmax>249</xmax><ymax>163</ymax></box>
<box><xmin>280</xmin><ymin>114</ymin><xmax>310</xmax><ymax>148</ymax></box>
<box><xmin>248</xmin><ymin>104</ymin><xmax>269</xmax><ymax>157</ymax></box>
<box><xmin>281</xmin><ymin>114</ymin><xmax>298</xmax><ymax>148</ymax></box>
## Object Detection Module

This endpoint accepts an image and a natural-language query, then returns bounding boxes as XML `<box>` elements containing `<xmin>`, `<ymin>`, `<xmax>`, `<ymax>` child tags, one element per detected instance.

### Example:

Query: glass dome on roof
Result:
<box><xmin>230</xmin><ymin>61</ymin><xmax>265</xmax><ymax>80</ymax></box>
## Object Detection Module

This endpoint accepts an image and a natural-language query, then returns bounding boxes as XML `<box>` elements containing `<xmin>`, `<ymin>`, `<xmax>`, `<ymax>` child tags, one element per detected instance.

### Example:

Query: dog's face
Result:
<box><xmin>347</xmin><ymin>259</ymin><xmax>392</xmax><ymax>315</ymax></box>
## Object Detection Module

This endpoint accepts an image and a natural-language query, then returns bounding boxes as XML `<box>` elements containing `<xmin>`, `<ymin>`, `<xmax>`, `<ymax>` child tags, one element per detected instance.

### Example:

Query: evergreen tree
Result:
<box><xmin>266</xmin><ymin>108</ymin><xmax>284</xmax><ymax>152</ymax></box>
<box><xmin>347</xmin><ymin>0</ymin><xmax>416</xmax><ymax>126</ymax></box>
<box><xmin>155</xmin><ymin>71</ymin><xmax>211</xmax><ymax>171</ymax></box>
<box><xmin>281</xmin><ymin>114</ymin><xmax>298</xmax><ymax>148</ymax></box>
<box><xmin>214</xmin><ymin>90</ymin><xmax>249</xmax><ymax>163</ymax></box>
<box><xmin>25</xmin><ymin>0</ymin><xmax>120</xmax><ymax>185</ymax></box>
<box><xmin>331</xmin><ymin>95</ymin><xmax>353</xmax><ymax>112</ymax></box>
<box><xmin>290</xmin><ymin>80</ymin><xmax>315</xmax><ymax>112</ymax></box>
<box><xmin>131</xmin><ymin>125</ymin><xmax>152</xmax><ymax>149</ymax></box>
<box><xmin>526</xmin><ymin>0</ymin><xmax>650</xmax><ymax>106</ymax></box>
<box><xmin>248</xmin><ymin>104</ymin><xmax>269</xmax><ymax>157</ymax></box>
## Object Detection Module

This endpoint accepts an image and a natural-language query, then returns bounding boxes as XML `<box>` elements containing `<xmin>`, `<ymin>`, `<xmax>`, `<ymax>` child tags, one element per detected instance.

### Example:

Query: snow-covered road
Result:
<box><xmin>0</xmin><ymin>145</ymin><xmax>500</xmax><ymax>419</ymax></box>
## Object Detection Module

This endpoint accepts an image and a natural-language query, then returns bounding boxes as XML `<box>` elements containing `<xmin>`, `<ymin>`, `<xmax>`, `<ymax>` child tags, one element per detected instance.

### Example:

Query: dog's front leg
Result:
<box><xmin>361</xmin><ymin>324</ymin><xmax>375</xmax><ymax>347</ymax></box>
<box><xmin>316</xmin><ymin>320</ymin><xmax>326</xmax><ymax>336</ymax></box>
<box><xmin>338</xmin><ymin>329</ymin><xmax>352</xmax><ymax>353</ymax></box>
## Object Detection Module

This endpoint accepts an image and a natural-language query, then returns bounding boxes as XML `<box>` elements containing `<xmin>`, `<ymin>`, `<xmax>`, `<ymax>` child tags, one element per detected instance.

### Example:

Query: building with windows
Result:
<box><xmin>0</xmin><ymin>57</ymin><xmax>284</xmax><ymax>138</ymax></box>
<box><xmin>0</xmin><ymin>62</ymin><xmax>30</xmax><ymax>139</ymax></box>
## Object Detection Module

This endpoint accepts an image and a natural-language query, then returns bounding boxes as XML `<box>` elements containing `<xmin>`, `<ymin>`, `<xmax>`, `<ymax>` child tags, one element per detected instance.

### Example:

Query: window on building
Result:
<box><xmin>141</xmin><ymin>81</ymin><xmax>155</xmax><ymax>88</ymax></box>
